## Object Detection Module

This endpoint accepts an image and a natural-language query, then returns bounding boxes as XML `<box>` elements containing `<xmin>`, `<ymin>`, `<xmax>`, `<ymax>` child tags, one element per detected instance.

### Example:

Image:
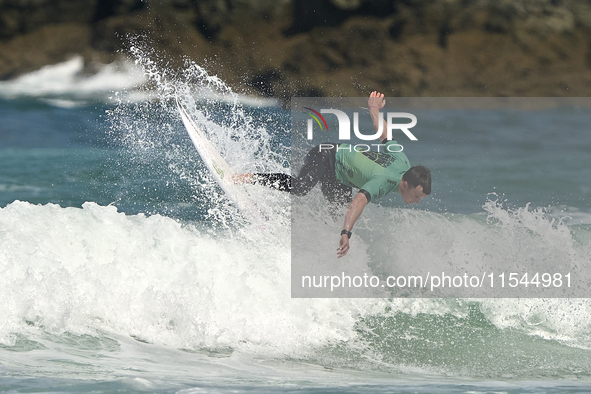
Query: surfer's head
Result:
<box><xmin>399</xmin><ymin>166</ymin><xmax>430</xmax><ymax>204</ymax></box>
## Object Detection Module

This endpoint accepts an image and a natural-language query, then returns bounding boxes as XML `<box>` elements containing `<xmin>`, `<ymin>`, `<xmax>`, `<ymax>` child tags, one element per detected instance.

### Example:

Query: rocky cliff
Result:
<box><xmin>1</xmin><ymin>0</ymin><xmax>591</xmax><ymax>99</ymax></box>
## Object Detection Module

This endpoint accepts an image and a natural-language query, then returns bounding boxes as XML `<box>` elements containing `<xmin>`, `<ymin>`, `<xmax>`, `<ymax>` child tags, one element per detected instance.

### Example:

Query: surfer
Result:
<box><xmin>233</xmin><ymin>91</ymin><xmax>431</xmax><ymax>257</ymax></box>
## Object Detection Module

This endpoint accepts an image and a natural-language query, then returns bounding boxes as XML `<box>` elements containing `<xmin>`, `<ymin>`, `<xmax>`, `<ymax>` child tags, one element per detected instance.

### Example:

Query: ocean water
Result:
<box><xmin>1</xmin><ymin>51</ymin><xmax>591</xmax><ymax>393</ymax></box>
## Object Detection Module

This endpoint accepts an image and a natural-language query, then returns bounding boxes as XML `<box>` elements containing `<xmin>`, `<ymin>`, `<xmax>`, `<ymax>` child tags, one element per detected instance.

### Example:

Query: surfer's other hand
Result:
<box><xmin>337</xmin><ymin>235</ymin><xmax>350</xmax><ymax>258</ymax></box>
<box><xmin>232</xmin><ymin>173</ymin><xmax>253</xmax><ymax>185</ymax></box>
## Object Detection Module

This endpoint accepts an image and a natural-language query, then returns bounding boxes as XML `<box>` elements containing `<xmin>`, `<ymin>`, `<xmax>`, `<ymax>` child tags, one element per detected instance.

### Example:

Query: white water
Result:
<box><xmin>0</xmin><ymin>56</ymin><xmax>278</xmax><ymax>108</ymax></box>
<box><xmin>0</xmin><ymin>56</ymin><xmax>144</xmax><ymax>104</ymax></box>
<box><xmin>1</xmin><ymin>199</ymin><xmax>591</xmax><ymax>356</ymax></box>
<box><xmin>0</xmin><ymin>200</ymin><xmax>361</xmax><ymax>354</ymax></box>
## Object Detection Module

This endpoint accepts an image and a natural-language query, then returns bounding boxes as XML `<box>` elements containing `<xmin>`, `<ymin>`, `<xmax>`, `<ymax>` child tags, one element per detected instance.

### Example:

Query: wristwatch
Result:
<box><xmin>340</xmin><ymin>229</ymin><xmax>352</xmax><ymax>239</ymax></box>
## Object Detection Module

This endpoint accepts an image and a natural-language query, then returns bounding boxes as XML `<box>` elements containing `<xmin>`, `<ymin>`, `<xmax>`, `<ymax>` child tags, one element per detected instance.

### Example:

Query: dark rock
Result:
<box><xmin>93</xmin><ymin>0</ymin><xmax>145</xmax><ymax>22</ymax></box>
<box><xmin>0</xmin><ymin>0</ymin><xmax>590</xmax><ymax>97</ymax></box>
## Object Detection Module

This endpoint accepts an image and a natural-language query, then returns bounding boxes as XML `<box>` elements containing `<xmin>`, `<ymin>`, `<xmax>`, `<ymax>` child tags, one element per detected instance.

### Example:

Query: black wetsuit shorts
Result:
<box><xmin>253</xmin><ymin>144</ymin><xmax>352</xmax><ymax>204</ymax></box>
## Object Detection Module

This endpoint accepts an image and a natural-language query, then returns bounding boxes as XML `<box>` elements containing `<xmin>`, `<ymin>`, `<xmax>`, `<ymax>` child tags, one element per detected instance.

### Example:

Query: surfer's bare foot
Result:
<box><xmin>232</xmin><ymin>173</ymin><xmax>254</xmax><ymax>185</ymax></box>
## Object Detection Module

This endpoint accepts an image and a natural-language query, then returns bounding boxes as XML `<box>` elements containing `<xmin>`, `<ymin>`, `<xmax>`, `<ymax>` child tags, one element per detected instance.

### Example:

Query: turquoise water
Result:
<box><xmin>1</xmin><ymin>54</ymin><xmax>591</xmax><ymax>392</ymax></box>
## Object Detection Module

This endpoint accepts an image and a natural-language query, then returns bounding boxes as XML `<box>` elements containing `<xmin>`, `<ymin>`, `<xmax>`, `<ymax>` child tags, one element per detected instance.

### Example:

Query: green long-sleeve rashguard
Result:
<box><xmin>334</xmin><ymin>140</ymin><xmax>410</xmax><ymax>203</ymax></box>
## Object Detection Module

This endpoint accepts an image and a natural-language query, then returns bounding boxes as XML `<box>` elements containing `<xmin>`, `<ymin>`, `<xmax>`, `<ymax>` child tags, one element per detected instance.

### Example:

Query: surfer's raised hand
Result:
<box><xmin>232</xmin><ymin>173</ymin><xmax>253</xmax><ymax>185</ymax></box>
<box><xmin>368</xmin><ymin>91</ymin><xmax>388</xmax><ymax>141</ymax></box>
<box><xmin>368</xmin><ymin>91</ymin><xmax>385</xmax><ymax>109</ymax></box>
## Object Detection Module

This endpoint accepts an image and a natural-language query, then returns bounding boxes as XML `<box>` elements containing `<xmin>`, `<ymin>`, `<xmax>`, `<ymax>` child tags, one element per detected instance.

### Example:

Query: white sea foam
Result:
<box><xmin>0</xmin><ymin>56</ymin><xmax>145</xmax><ymax>104</ymax></box>
<box><xmin>0</xmin><ymin>200</ymin><xmax>383</xmax><ymax>356</ymax></box>
<box><xmin>0</xmin><ymin>56</ymin><xmax>278</xmax><ymax>108</ymax></box>
<box><xmin>1</xmin><ymin>200</ymin><xmax>591</xmax><ymax>357</ymax></box>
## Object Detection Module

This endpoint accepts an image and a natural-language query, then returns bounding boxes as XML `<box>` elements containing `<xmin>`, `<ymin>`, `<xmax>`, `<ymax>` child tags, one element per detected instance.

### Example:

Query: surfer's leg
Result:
<box><xmin>290</xmin><ymin>151</ymin><xmax>322</xmax><ymax>196</ymax></box>
<box><xmin>291</xmin><ymin>143</ymin><xmax>343</xmax><ymax>196</ymax></box>
<box><xmin>316</xmin><ymin>144</ymin><xmax>351</xmax><ymax>205</ymax></box>
<box><xmin>251</xmin><ymin>168</ymin><xmax>317</xmax><ymax>195</ymax></box>
<box><xmin>252</xmin><ymin>170</ymin><xmax>352</xmax><ymax>205</ymax></box>
<box><xmin>250</xmin><ymin>144</ymin><xmax>335</xmax><ymax>196</ymax></box>
<box><xmin>252</xmin><ymin>173</ymin><xmax>292</xmax><ymax>191</ymax></box>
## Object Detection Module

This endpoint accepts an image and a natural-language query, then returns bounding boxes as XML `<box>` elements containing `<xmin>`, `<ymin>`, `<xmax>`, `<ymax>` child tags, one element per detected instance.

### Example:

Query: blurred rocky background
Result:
<box><xmin>1</xmin><ymin>0</ymin><xmax>591</xmax><ymax>100</ymax></box>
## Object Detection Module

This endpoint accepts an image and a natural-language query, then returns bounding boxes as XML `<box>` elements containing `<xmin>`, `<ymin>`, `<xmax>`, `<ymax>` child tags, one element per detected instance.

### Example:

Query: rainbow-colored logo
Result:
<box><xmin>304</xmin><ymin>107</ymin><xmax>328</xmax><ymax>132</ymax></box>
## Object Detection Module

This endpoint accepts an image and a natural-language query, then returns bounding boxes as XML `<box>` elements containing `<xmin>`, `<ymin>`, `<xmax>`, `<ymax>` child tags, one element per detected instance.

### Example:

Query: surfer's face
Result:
<box><xmin>399</xmin><ymin>183</ymin><xmax>427</xmax><ymax>204</ymax></box>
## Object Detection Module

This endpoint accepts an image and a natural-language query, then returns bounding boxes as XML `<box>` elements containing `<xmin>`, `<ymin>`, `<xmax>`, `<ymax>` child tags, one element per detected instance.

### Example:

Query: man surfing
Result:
<box><xmin>233</xmin><ymin>91</ymin><xmax>431</xmax><ymax>257</ymax></box>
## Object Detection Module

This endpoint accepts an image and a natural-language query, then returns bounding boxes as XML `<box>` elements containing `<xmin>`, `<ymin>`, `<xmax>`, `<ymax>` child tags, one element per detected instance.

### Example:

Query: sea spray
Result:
<box><xmin>106</xmin><ymin>38</ymin><xmax>289</xmax><ymax>226</ymax></box>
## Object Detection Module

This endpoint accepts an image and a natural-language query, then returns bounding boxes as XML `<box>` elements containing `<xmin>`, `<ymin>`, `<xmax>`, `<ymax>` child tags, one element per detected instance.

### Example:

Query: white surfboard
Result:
<box><xmin>175</xmin><ymin>95</ymin><xmax>266</xmax><ymax>223</ymax></box>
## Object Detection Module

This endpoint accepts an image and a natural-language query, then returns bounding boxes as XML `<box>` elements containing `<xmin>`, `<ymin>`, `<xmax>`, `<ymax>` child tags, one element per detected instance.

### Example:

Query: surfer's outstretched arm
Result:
<box><xmin>337</xmin><ymin>192</ymin><xmax>368</xmax><ymax>258</ymax></box>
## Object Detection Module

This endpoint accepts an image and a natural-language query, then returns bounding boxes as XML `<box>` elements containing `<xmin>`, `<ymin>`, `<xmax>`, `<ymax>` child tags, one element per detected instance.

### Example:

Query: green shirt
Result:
<box><xmin>334</xmin><ymin>141</ymin><xmax>410</xmax><ymax>203</ymax></box>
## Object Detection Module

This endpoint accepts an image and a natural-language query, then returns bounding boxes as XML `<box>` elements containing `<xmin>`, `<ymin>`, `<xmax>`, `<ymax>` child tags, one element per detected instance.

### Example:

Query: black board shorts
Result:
<box><xmin>253</xmin><ymin>143</ymin><xmax>352</xmax><ymax>204</ymax></box>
